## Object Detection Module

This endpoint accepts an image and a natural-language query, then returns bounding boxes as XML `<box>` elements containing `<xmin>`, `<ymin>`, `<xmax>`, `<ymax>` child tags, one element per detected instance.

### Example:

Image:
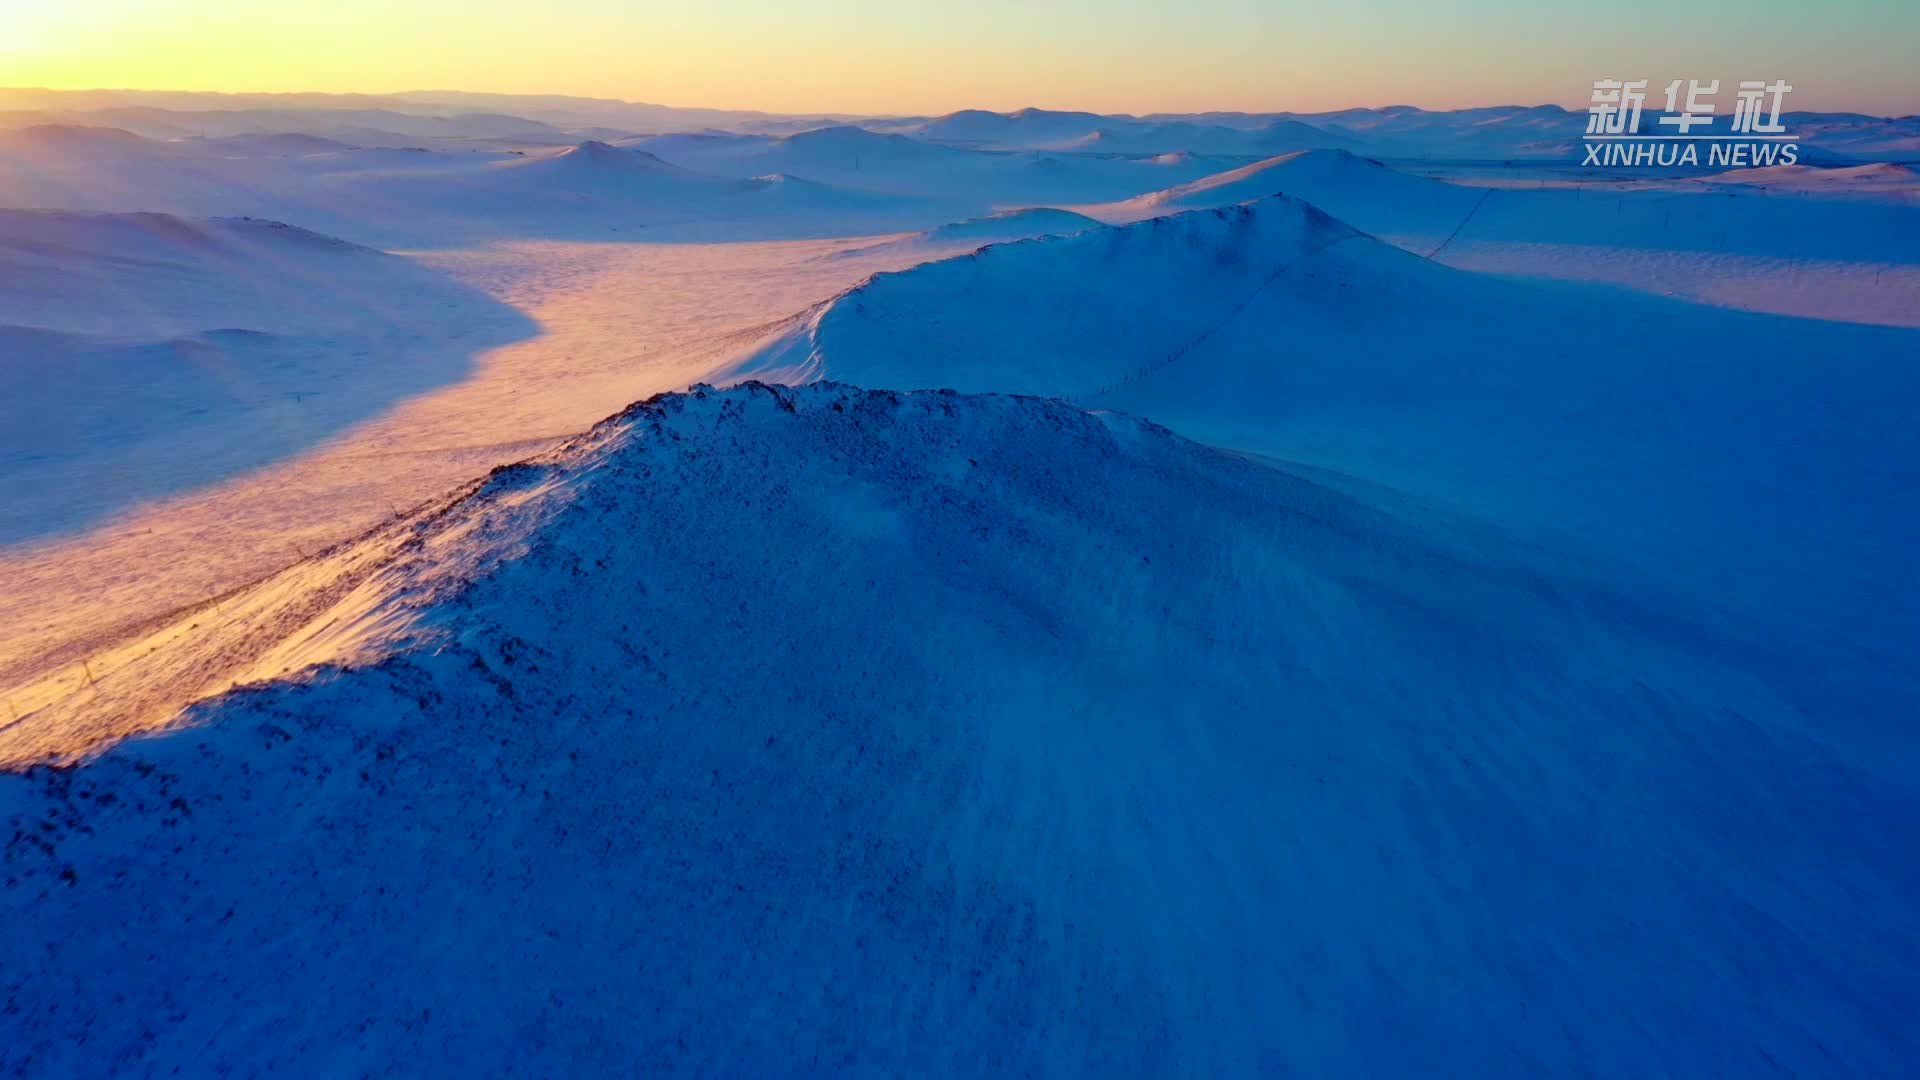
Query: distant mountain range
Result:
<box><xmin>3</xmin><ymin>88</ymin><xmax>1916</xmax><ymax>160</ymax></box>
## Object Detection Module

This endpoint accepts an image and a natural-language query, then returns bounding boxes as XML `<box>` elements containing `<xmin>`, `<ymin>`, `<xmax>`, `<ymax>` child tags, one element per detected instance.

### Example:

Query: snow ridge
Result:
<box><xmin>3</xmin><ymin>381</ymin><xmax>1915</xmax><ymax>1076</ymax></box>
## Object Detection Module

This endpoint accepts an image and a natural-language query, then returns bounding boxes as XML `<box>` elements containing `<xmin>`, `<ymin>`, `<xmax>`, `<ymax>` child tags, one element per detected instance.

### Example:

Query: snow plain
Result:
<box><xmin>2</xmin><ymin>97</ymin><xmax>1918</xmax><ymax>1075</ymax></box>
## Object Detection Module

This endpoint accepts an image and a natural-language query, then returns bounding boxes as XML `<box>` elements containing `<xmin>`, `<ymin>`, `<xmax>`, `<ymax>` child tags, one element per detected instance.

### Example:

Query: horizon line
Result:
<box><xmin>6</xmin><ymin>85</ymin><xmax>1917</xmax><ymax>124</ymax></box>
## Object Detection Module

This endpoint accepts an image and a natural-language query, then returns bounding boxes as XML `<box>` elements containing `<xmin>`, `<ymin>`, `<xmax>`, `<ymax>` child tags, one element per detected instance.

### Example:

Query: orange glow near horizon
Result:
<box><xmin>4</xmin><ymin>0</ymin><xmax>1915</xmax><ymax>117</ymax></box>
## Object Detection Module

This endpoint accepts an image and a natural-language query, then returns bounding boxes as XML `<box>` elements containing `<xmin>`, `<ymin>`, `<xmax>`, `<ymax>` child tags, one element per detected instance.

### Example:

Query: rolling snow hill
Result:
<box><xmin>833</xmin><ymin>207</ymin><xmax>1107</xmax><ymax>259</ymax></box>
<box><xmin>1094</xmin><ymin>149</ymin><xmax>1920</xmax><ymax>265</ymax></box>
<box><xmin>342</xmin><ymin>137</ymin><xmax>944</xmax><ymax>242</ymax></box>
<box><xmin>2</xmin><ymin>382</ymin><xmax>1914</xmax><ymax>1076</ymax></box>
<box><xmin>1705</xmin><ymin>161</ymin><xmax>1920</xmax><ymax>200</ymax></box>
<box><xmin>725</xmin><ymin>195</ymin><xmax>1920</xmax><ymax>705</ymax></box>
<box><xmin>640</xmin><ymin>124</ymin><xmax>983</xmax><ymax>190</ymax></box>
<box><xmin>0</xmin><ymin>128</ymin><xmax>942</xmax><ymax>245</ymax></box>
<box><xmin>917</xmin><ymin>207</ymin><xmax>1105</xmax><ymax>243</ymax></box>
<box><xmin>0</xmin><ymin>210</ymin><xmax>535</xmax><ymax>540</ymax></box>
<box><xmin>1078</xmin><ymin>150</ymin><xmax>1920</xmax><ymax>325</ymax></box>
<box><xmin>641</xmin><ymin>124</ymin><xmax>1238</xmax><ymax>208</ymax></box>
<box><xmin>1105</xmin><ymin>149</ymin><xmax>1476</xmax><ymax>227</ymax></box>
<box><xmin>1026</xmin><ymin>118</ymin><xmax>1356</xmax><ymax>156</ymax></box>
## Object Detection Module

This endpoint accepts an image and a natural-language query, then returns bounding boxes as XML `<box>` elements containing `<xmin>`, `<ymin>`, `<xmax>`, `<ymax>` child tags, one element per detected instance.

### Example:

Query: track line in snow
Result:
<box><xmin>1425</xmin><ymin>187</ymin><xmax>1495</xmax><ymax>260</ymax></box>
<box><xmin>1070</xmin><ymin>234</ymin><xmax>1364</xmax><ymax>404</ymax></box>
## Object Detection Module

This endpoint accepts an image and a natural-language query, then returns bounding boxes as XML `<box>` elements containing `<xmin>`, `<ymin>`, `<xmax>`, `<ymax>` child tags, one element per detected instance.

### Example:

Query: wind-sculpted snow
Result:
<box><xmin>4</xmin><ymin>382</ymin><xmax>1915</xmax><ymax>1075</ymax></box>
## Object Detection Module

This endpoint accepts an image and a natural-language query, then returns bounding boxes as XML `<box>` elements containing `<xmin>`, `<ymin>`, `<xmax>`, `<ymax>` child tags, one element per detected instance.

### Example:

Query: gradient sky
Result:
<box><xmin>4</xmin><ymin>0</ymin><xmax>1915</xmax><ymax>116</ymax></box>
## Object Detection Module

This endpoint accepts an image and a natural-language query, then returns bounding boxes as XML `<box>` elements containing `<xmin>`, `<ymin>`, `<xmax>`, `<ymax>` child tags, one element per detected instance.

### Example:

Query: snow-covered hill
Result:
<box><xmin>6</xmin><ymin>85</ymin><xmax>1919</xmax><ymax>1078</ymax></box>
<box><xmin>734</xmin><ymin>195</ymin><xmax>1366</xmax><ymax>394</ymax></box>
<box><xmin>917</xmin><ymin>207</ymin><xmax>1105</xmax><ymax>243</ymax></box>
<box><xmin>638</xmin><ymin>124</ymin><xmax>986</xmax><ymax>190</ymax></box>
<box><xmin>640</xmin><ymin>124</ymin><xmax>1240</xmax><ymax>208</ymax></box>
<box><xmin>316</xmin><ymin>139</ymin><xmax>940</xmax><ymax>241</ymax></box>
<box><xmin>0</xmin><ymin>128</ymin><xmax>941</xmax><ymax>244</ymax></box>
<box><xmin>0</xmin><ymin>210</ymin><xmax>535</xmax><ymax>540</ymax></box>
<box><xmin>911</xmin><ymin>106</ymin><xmax>1113</xmax><ymax>146</ymax></box>
<box><xmin>1076</xmin><ymin>150</ymin><xmax>1920</xmax><ymax>325</ymax></box>
<box><xmin>1105</xmin><ymin>149</ymin><xmax>1473</xmax><ymax>226</ymax></box>
<box><xmin>4</xmin><ymin>382</ymin><xmax>1914</xmax><ymax>1075</ymax></box>
<box><xmin>898</xmin><ymin>104</ymin><xmax>1919</xmax><ymax>160</ymax></box>
<box><xmin>1094</xmin><ymin>148</ymin><xmax>1920</xmax><ymax>265</ymax></box>
<box><xmin>1028</xmin><ymin>119</ymin><xmax>1356</xmax><ymax>156</ymax></box>
<box><xmin>8</xmin><ymin>92</ymin><xmax>1915</xmax><ymax>160</ymax></box>
<box><xmin>1705</xmin><ymin>161</ymin><xmax>1920</xmax><ymax>200</ymax></box>
<box><xmin>725</xmin><ymin>195</ymin><xmax>1920</xmax><ymax>705</ymax></box>
<box><xmin>833</xmin><ymin>207</ymin><xmax>1107</xmax><ymax>259</ymax></box>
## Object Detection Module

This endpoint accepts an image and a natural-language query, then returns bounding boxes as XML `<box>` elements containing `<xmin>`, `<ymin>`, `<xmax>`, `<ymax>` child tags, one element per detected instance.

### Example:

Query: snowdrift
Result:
<box><xmin>4</xmin><ymin>382</ymin><xmax>1914</xmax><ymax>1075</ymax></box>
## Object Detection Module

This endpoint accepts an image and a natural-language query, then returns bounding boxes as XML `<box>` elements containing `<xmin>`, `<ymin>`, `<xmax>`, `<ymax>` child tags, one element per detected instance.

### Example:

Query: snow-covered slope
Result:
<box><xmin>918</xmin><ymin>207</ymin><xmax>1106</xmax><ymax>243</ymax></box>
<box><xmin>833</xmin><ymin>207</ymin><xmax>1107</xmax><ymax>259</ymax></box>
<box><xmin>1033</xmin><ymin>119</ymin><xmax>1355</xmax><ymax>156</ymax></box>
<box><xmin>643</xmin><ymin>124</ymin><xmax>1238</xmax><ymax>208</ymax></box>
<box><xmin>487</xmin><ymin>139</ymin><xmax>733</xmax><ymax>190</ymax></box>
<box><xmin>909</xmin><ymin>106</ymin><xmax>1540</xmax><ymax>156</ymax></box>
<box><xmin>1775</xmin><ymin>111</ymin><xmax>1920</xmax><ymax>160</ymax></box>
<box><xmin>1082</xmin><ymin>150</ymin><xmax>1920</xmax><ymax>324</ymax></box>
<box><xmin>640</xmin><ymin>124</ymin><xmax>984</xmax><ymax>190</ymax></box>
<box><xmin>0</xmin><ymin>128</ymin><xmax>944</xmax><ymax>245</ymax></box>
<box><xmin>724</xmin><ymin>195</ymin><xmax>1920</xmax><ymax>705</ymax></box>
<box><xmin>0</xmin><ymin>210</ymin><xmax>535</xmax><ymax>540</ymax></box>
<box><xmin>0</xmin><ymin>104</ymin><xmax>573</xmax><ymax>146</ymax></box>
<box><xmin>0</xmin><ymin>125</ymin><xmax>291</xmax><ymax>219</ymax></box>
<box><xmin>911</xmin><ymin>107</ymin><xmax>1112</xmax><ymax>147</ymax></box>
<box><xmin>1112</xmin><ymin>149</ymin><xmax>1471</xmax><ymax>224</ymax></box>
<box><xmin>1704</xmin><ymin>161</ymin><xmax>1920</xmax><ymax>200</ymax></box>
<box><xmin>736</xmin><ymin>195</ymin><xmax>1365</xmax><ymax>393</ymax></box>
<box><xmin>322</xmin><ymin>139</ymin><xmax>939</xmax><ymax>241</ymax></box>
<box><xmin>1089</xmin><ymin>149</ymin><xmax>1484</xmax><ymax>238</ymax></box>
<box><xmin>1</xmin><ymin>210</ymin><xmax>407</xmax><ymax>337</ymax></box>
<box><xmin>4</xmin><ymin>382</ymin><xmax>1914</xmax><ymax>1075</ymax></box>
<box><xmin>0</xmin><ymin>121</ymin><xmax>1249</xmax><ymax>246</ymax></box>
<box><xmin>1098</xmin><ymin>148</ymin><xmax>1920</xmax><ymax>260</ymax></box>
